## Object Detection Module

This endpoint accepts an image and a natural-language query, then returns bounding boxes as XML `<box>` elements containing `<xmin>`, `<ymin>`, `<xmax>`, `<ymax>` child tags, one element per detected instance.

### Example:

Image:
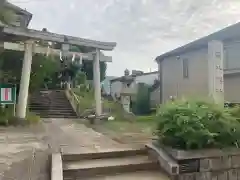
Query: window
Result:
<box><xmin>182</xmin><ymin>58</ymin><xmax>189</xmax><ymax>78</ymax></box>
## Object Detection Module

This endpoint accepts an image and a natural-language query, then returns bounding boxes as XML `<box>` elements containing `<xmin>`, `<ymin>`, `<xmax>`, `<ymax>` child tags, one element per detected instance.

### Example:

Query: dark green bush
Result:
<box><xmin>133</xmin><ymin>83</ymin><xmax>151</xmax><ymax>115</ymax></box>
<box><xmin>155</xmin><ymin>99</ymin><xmax>240</xmax><ymax>150</ymax></box>
<box><xmin>0</xmin><ymin>105</ymin><xmax>15</xmax><ymax>126</ymax></box>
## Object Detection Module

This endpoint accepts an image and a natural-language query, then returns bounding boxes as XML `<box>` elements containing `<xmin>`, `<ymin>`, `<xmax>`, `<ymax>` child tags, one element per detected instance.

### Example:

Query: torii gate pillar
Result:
<box><xmin>16</xmin><ymin>40</ymin><xmax>34</xmax><ymax>119</ymax></box>
<box><xmin>93</xmin><ymin>49</ymin><xmax>102</xmax><ymax>116</ymax></box>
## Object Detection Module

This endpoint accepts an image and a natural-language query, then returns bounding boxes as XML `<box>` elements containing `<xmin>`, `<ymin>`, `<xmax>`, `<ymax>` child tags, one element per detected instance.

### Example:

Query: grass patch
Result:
<box><xmin>73</xmin><ymin>88</ymin><xmax>130</xmax><ymax>120</ymax></box>
<box><xmin>73</xmin><ymin>88</ymin><xmax>95</xmax><ymax>110</ymax></box>
<box><xmin>90</xmin><ymin>115</ymin><xmax>157</xmax><ymax>144</ymax></box>
<box><xmin>73</xmin><ymin>88</ymin><xmax>156</xmax><ymax>143</ymax></box>
<box><xmin>104</xmin><ymin>119</ymin><xmax>156</xmax><ymax>135</ymax></box>
<box><xmin>0</xmin><ymin>105</ymin><xmax>40</xmax><ymax>126</ymax></box>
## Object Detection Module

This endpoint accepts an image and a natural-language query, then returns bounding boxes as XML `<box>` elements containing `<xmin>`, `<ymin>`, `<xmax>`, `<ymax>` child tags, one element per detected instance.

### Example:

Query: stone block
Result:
<box><xmin>146</xmin><ymin>144</ymin><xmax>179</xmax><ymax>175</ymax></box>
<box><xmin>228</xmin><ymin>169</ymin><xmax>238</xmax><ymax>180</ymax></box>
<box><xmin>217</xmin><ymin>171</ymin><xmax>228</xmax><ymax>180</ymax></box>
<box><xmin>200</xmin><ymin>159</ymin><xmax>210</xmax><ymax>172</ymax></box>
<box><xmin>195</xmin><ymin>172</ymin><xmax>211</xmax><ymax>180</ymax></box>
<box><xmin>211</xmin><ymin>171</ymin><xmax>228</xmax><ymax>180</ymax></box>
<box><xmin>207</xmin><ymin>156</ymin><xmax>231</xmax><ymax>171</ymax></box>
<box><xmin>231</xmin><ymin>155</ymin><xmax>240</xmax><ymax>168</ymax></box>
<box><xmin>237</xmin><ymin>169</ymin><xmax>240</xmax><ymax>180</ymax></box>
<box><xmin>178</xmin><ymin>173</ymin><xmax>195</xmax><ymax>180</ymax></box>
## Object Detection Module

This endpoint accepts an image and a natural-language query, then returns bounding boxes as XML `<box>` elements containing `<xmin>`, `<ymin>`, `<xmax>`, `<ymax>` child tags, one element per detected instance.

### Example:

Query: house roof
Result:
<box><xmin>156</xmin><ymin>22</ymin><xmax>240</xmax><ymax>62</ymax></box>
<box><xmin>5</xmin><ymin>2</ymin><xmax>32</xmax><ymax>16</ymax></box>
<box><xmin>110</xmin><ymin>71</ymin><xmax>159</xmax><ymax>83</ymax></box>
<box><xmin>5</xmin><ymin>2</ymin><xmax>33</xmax><ymax>27</ymax></box>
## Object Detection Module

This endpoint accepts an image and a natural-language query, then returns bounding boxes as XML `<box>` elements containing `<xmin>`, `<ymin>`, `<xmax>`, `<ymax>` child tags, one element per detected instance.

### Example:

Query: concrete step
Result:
<box><xmin>63</xmin><ymin>170</ymin><xmax>169</xmax><ymax>180</ymax></box>
<box><xmin>63</xmin><ymin>155</ymin><xmax>159</xmax><ymax>178</ymax></box>
<box><xmin>33</xmin><ymin>112</ymin><xmax>76</xmax><ymax>116</ymax></box>
<box><xmin>31</xmin><ymin>100</ymin><xmax>68</xmax><ymax>103</ymax></box>
<box><xmin>37</xmin><ymin>115</ymin><xmax>78</xmax><ymax>118</ymax></box>
<box><xmin>62</xmin><ymin>148</ymin><xmax>147</xmax><ymax>162</ymax></box>
<box><xmin>29</xmin><ymin>104</ymin><xmax>72</xmax><ymax>107</ymax></box>
<box><xmin>29</xmin><ymin>103</ymin><xmax>71</xmax><ymax>105</ymax></box>
<box><xmin>31</xmin><ymin>96</ymin><xmax>66</xmax><ymax>100</ymax></box>
<box><xmin>29</xmin><ymin>109</ymin><xmax>75</xmax><ymax>112</ymax></box>
<box><xmin>30</xmin><ymin>100</ymin><xmax>70</xmax><ymax>104</ymax></box>
<box><xmin>29</xmin><ymin>106</ymin><xmax>72</xmax><ymax>110</ymax></box>
<box><xmin>29</xmin><ymin>91</ymin><xmax>77</xmax><ymax>118</ymax></box>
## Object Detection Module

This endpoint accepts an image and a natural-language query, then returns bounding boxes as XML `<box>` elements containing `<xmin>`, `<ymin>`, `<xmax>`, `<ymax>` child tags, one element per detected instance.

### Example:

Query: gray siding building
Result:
<box><xmin>2</xmin><ymin>2</ymin><xmax>32</xmax><ymax>27</ymax></box>
<box><xmin>156</xmin><ymin>22</ymin><xmax>240</xmax><ymax>104</ymax></box>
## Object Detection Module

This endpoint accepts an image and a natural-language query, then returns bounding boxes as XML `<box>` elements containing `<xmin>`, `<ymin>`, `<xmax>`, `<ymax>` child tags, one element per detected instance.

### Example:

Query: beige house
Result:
<box><xmin>156</xmin><ymin>22</ymin><xmax>240</xmax><ymax>104</ymax></box>
<box><xmin>110</xmin><ymin>71</ymin><xmax>160</xmax><ymax>108</ymax></box>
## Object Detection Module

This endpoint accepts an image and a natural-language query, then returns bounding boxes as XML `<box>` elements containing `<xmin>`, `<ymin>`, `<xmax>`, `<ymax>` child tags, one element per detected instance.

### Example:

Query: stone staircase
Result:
<box><xmin>61</xmin><ymin>148</ymin><xmax>169</xmax><ymax>180</ymax></box>
<box><xmin>28</xmin><ymin>90</ymin><xmax>77</xmax><ymax>118</ymax></box>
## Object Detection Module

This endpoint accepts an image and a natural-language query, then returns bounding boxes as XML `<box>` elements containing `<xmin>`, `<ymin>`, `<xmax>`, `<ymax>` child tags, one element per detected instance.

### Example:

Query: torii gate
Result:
<box><xmin>0</xmin><ymin>25</ymin><xmax>116</xmax><ymax>120</ymax></box>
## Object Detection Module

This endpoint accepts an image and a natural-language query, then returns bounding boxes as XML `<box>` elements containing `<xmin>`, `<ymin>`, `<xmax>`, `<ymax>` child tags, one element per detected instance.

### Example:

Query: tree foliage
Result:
<box><xmin>82</xmin><ymin>60</ymin><xmax>106</xmax><ymax>81</ymax></box>
<box><xmin>0</xmin><ymin>50</ymin><xmax>61</xmax><ymax>92</ymax></box>
<box><xmin>69</xmin><ymin>46</ymin><xmax>107</xmax><ymax>81</ymax></box>
<box><xmin>75</xmin><ymin>71</ymin><xmax>86</xmax><ymax>85</ymax></box>
<box><xmin>155</xmin><ymin>99</ymin><xmax>240</xmax><ymax>150</ymax></box>
<box><xmin>30</xmin><ymin>54</ymin><xmax>60</xmax><ymax>91</ymax></box>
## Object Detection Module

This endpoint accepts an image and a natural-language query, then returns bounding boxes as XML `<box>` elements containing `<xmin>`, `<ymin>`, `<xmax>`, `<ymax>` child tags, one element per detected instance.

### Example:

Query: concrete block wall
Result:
<box><xmin>147</xmin><ymin>143</ymin><xmax>240</xmax><ymax>180</ymax></box>
<box><xmin>177</xmin><ymin>155</ymin><xmax>240</xmax><ymax>180</ymax></box>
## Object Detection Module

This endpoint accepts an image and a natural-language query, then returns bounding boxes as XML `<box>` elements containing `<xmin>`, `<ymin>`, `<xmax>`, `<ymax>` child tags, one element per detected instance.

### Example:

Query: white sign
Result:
<box><xmin>121</xmin><ymin>96</ymin><xmax>130</xmax><ymax>112</ymax></box>
<box><xmin>1</xmin><ymin>88</ymin><xmax>12</xmax><ymax>101</ymax></box>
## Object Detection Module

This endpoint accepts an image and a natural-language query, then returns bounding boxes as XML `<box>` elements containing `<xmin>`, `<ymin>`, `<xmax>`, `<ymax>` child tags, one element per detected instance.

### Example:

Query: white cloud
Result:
<box><xmin>9</xmin><ymin>0</ymin><xmax>240</xmax><ymax>76</ymax></box>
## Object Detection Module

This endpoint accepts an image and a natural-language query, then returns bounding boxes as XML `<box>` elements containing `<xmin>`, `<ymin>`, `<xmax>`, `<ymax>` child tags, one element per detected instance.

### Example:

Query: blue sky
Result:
<box><xmin>10</xmin><ymin>0</ymin><xmax>240</xmax><ymax>76</ymax></box>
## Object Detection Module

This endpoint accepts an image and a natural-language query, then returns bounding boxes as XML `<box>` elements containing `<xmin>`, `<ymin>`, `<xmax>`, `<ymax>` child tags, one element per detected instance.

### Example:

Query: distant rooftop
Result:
<box><xmin>156</xmin><ymin>22</ymin><xmax>240</xmax><ymax>61</ymax></box>
<box><xmin>3</xmin><ymin>2</ymin><xmax>32</xmax><ymax>27</ymax></box>
<box><xmin>110</xmin><ymin>71</ymin><xmax>159</xmax><ymax>83</ymax></box>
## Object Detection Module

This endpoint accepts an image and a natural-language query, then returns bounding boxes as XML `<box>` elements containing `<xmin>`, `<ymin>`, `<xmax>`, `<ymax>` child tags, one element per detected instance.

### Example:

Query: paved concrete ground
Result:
<box><xmin>0</xmin><ymin>124</ymin><xmax>48</xmax><ymax>179</ymax></box>
<box><xmin>0</xmin><ymin>118</ymin><xmax>130</xmax><ymax>178</ymax></box>
<box><xmin>84</xmin><ymin>171</ymin><xmax>169</xmax><ymax>180</ymax></box>
<box><xmin>0</xmin><ymin>118</ymin><xmax>162</xmax><ymax>180</ymax></box>
<box><xmin>42</xmin><ymin>118</ymin><xmax>132</xmax><ymax>153</ymax></box>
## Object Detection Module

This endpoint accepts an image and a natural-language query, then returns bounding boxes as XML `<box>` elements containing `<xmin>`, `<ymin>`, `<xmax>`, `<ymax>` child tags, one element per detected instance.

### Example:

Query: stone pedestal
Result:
<box><xmin>208</xmin><ymin>40</ymin><xmax>224</xmax><ymax>105</ymax></box>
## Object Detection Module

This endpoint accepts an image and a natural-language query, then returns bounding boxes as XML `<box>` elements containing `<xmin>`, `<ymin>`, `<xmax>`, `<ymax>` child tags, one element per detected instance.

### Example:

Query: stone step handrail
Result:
<box><xmin>65</xmin><ymin>88</ymin><xmax>81</xmax><ymax>117</ymax></box>
<box><xmin>51</xmin><ymin>153</ymin><xmax>63</xmax><ymax>180</ymax></box>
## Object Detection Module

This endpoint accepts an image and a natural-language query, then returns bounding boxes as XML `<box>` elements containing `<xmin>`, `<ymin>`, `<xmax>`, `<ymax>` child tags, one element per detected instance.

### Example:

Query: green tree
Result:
<box><xmin>82</xmin><ymin>60</ymin><xmax>107</xmax><ymax>81</ymax></box>
<box><xmin>75</xmin><ymin>71</ymin><xmax>86</xmax><ymax>85</ymax></box>
<box><xmin>30</xmin><ymin>54</ymin><xmax>60</xmax><ymax>91</ymax></box>
<box><xmin>69</xmin><ymin>45</ymin><xmax>107</xmax><ymax>81</ymax></box>
<box><xmin>0</xmin><ymin>50</ymin><xmax>61</xmax><ymax>92</ymax></box>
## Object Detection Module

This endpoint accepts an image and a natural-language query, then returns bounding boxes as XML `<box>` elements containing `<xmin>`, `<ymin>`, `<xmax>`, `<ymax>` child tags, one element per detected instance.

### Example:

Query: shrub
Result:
<box><xmin>155</xmin><ymin>99</ymin><xmax>240</xmax><ymax>150</ymax></box>
<box><xmin>0</xmin><ymin>105</ymin><xmax>15</xmax><ymax>126</ymax></box>
<box><xmin>133</xmin><ymin>83</ymin><xmax>151</xmax><ymax>115</ymax></box>
<box><xmin>228</xmin><ymin>105</ymin><xmax>240</xmax><ymax>122</ymax></box>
